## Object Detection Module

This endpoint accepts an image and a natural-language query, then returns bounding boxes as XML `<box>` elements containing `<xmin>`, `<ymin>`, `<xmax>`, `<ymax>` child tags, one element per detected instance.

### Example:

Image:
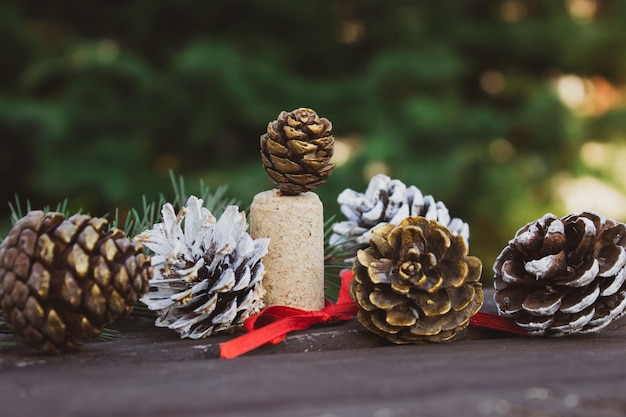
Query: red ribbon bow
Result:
<box><xmin>217</xmin><ymin>270</ymin><xmax>358</xmax><ymax>359</ymax></box>
<box><xmin>216</xmin><ymin>270</ymin><xmax>526</xmax><ymax>359</ymax></box>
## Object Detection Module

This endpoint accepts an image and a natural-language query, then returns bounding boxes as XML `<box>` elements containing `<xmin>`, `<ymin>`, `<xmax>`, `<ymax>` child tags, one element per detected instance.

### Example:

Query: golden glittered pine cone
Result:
<box><xmin>0</xmin><ymin>211</ymin><xmax>151</xmax><ymax>353</ymax></box>
<box><xmin>260</xmin><ymin>108</ymin><xmax>335</xmax><ymax>195</ymax></box>
<box><xmin>494</xmin><ymin>211</ymin><xmax>626</xmax><ymax>336</ymax></box>
<box><xmin>350</xmin><ymin>216</ymin><xmax>483</xmax><ymax>343</ymax></box>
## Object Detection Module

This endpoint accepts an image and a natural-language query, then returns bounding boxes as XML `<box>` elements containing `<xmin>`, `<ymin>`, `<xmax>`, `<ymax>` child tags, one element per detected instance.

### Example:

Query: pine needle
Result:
<box><xmin>2</xmin><ymin>174</ymin><xmax>357</xmax><ymax>335</ymax></box>
<box><xmin>9</xmin><ymin>196</ymin><xmax>72</xmax><ymax>226</ymax></box>
<box><xmin>0</xmin><ymin>310</ymin><xmax>10</xmax><ymax>334</ymax></box>
<box><xmin>97</xmin><ymin>328</ymin><xmax>121</xmax><ymax>341</ymax></box>
<box><xmin>323</xmin><ymin>216</ymin><xmax>359</xmax><ymax>301</ymax></box>
<box><xmin>123</xmin><ymin>170</ymin><xmax>239</xmax><ymax>239</ymax></box>
<box><xmin>128</xmin><ymin>302</ymin><xmax>157</xmax><ymax>320</ymax></box>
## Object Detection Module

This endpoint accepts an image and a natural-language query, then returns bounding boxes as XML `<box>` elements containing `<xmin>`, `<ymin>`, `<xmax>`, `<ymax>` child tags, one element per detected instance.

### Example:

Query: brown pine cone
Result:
<box><xmin>493</xmin><ymin>211</ymin><xmax>626</xmax><ymax>336</ymax></box>
<box><xmin>260</xmin><ymin>108</ymin><xmax>335</xmax><ymax>195</ymax></box>
<box><xmin>0</xmin><ymin>211</ymin><xmax>151</xmax><ymax>353</ymax></box>
<box><xmin>350</xmin><ymin>216</ymin><xmax>483</xmax><ymax>343</ymax></box>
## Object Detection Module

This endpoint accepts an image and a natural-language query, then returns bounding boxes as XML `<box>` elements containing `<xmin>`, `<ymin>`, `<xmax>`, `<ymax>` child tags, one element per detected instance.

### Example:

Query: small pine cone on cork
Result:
<box><xmin>494</xmin><ymin>211</ymin><xmax>626</xmax><ymax>336</ymax></box>
<box><xmin>260</xmin><ymin>108</ymin><xmax>335</xmax><ymax>195</ymax></box>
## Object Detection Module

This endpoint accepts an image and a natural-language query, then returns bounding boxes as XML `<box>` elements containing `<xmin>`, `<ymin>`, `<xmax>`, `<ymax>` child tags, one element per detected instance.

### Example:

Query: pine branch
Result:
<box><xmin>1</xmin><ymin>176</ymin><xmax>356</xmax><ymax>339</ymax></box>
<box><xmin>97</xmin><ymin>328</ymin><xmax>121</xmax><ymax>341</ymax></box>
<box><xmin>323</xmin><ymin>215</ymin><xmax>359</xmax><ymax>301</ymax></box>
<box><xmin>122</xmin><ymin>170</ymin><xmax>239</xmax><ymax>239</ymax></box>
<box><xmin>0</xmin><ymin>310</ymin><xmax>10</xmax><ymax>334</ymax></box>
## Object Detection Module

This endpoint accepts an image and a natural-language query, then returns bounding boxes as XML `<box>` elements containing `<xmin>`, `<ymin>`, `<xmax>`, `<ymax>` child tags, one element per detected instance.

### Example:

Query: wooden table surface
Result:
<box><xmin>2</xmin><ymin>290</ymin><xmax>626</xmax><ymax>417</ymax></box>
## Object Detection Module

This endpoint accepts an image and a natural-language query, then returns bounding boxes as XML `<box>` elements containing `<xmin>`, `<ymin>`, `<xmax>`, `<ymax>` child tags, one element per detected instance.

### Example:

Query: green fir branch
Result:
<box><xmin>323</xmin><ymin>216</ymin><xmax>359</xmax><ymax>301</ymax></box>
<box><xmin>97</xmin><ymin>328</ymin><xmax>122</xmax><ymax>341</ymax></box>
<box><xmin>128</xmin><ymin>302</ymin><xmax>157</xmax><ymax>320</ymax></box>
<box><xmin>1</xmin><ymin>175</ymin><xmax>354</xmax><ymax>340</ymax></box>
<box><xmin>123</xmin><ymin>170</ymin><xmax>238</xmax><ymax>239</ymax></box>
<box><xmin>0</xmin><ymin>310</ymin><xmax>10</xmax><ymax>334</ymax></box>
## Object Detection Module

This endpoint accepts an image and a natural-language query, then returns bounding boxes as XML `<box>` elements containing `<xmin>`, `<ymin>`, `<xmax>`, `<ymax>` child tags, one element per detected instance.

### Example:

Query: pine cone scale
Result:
<box><xmin>42</xmin><ymin>309</ymin><xmax>65</xmax><ymax>343</ymax></box>
<box><xmin>67</xmin><ymin>244</ymin><xmax>89</xmax><ymax>278</ymax></box>
<box><xmin>37</xmin><ymin>234</ymin><xmax>55</xmax><ymax>266</ymax></box>
<box><xmin>15</xmin><ymin>252</ymin><xmax>32</xmax><ymax>280</ymax></box>
<box><xmin>27</xmin><ymin>262</ymin><xmax>50</xmax><ymax>298</ymax></box>
<box><xmin>60</xmin><ymin>270</ymin><xmax>82</xmax><ymax>307</ymax></box>
<box><xmin>386</xmin><ymin>306</ymin><xmax>417</xmax><ymax>327</ymax></box>
<box><xmin>11</xmin><ymin>279</ymin><xmax>29</xmax><ymax>308</ymax></box>
<box><xmin>24</xmin><ymin>296</ymin><xmax>45</xmax><ymax>327</ymax></box>
<box><xmin>369</xmin><ymin>287</ymin><xmax>405</xmax><ymax>309</ymax></box>
<box><xmin>93</xmin><ymin>257</ymin><xmax>111</xmax><ymax>286</ymax></box>
<box><xmin>415</xmin><ymin>291</ymin><xmax>451</xmax><ymax>316</ymax></box>
<box><xmin>54</xmin><ymin>219</ymin><xmax>81</xmax><ymax>245</ymax></box>
<box><xmin>262</xmin><ymin>136</ymin><xmax>289</xmax><ymax>155</ymax></box>
<box><xmin>270</xmin><ymin>154</ymin><xmax>303</xmax><ymax>174</ymax></box>
<box><xmin>101</xmin><ymin>238</ymin><xmax>118</xmax><ymax>262</ymax></box>
<box><xmin>447</xmin><ymin>283</ymin><xmax>476</xmax><ymax>311</ymax></box>
<box><xmin>286</xmin><ymin>139</ymin><xmax>317</xmax><ymax>154</ymax></box>
<box><xmin>18</xmin><ymin>228</ymin><xmax>37</xmax><ymax>256</ymax></box>
<box><xmin>85</xmin><ymin>282</ymin><xmax>106</xmax><ymax>316</ymax></box>
<box><xmin>560</xmin><ymin>283</ymin><xmax>599</xmax><ymax>313</ymax></box>
<box><xmin>521</xmin><ymin>289</ymin><xmax>563</xmax><ymax>316</ymax></box>
<box><xmin>600</xmin><ymin>267</ymin><xmax>626</xmax><ymax>296</ymax></box>
<box><xmin>78</xmin><ymin>225</ymin><xmax>100</xmax><ymax>252</ymax></box>
<box><xmin>598</xmin><ymin>246</ymin><xmax>626</xmax><ymax>277</ymax></box>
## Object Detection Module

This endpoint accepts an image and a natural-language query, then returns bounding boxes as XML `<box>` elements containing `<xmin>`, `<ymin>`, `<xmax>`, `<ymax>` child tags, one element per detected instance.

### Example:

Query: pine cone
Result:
<box><xmin>0</xmin><ymin>211</ymin><xmax>151</xmax><ymax>353</ymax></box>
<box><xmin>351</xmin><ymin>216</ymin><xmax>483</xmax><ymax>343</ymax></box>
<box><xmin>331</xmin><ymin>174</ymin><xmax>469</xmax><ymax>260</ymax></box>
<box><xmin>493</xmin><ymin>211</ymin><xmax>626</xmax><ymax>336</ymax></box>
<box><xmin>136</xmin><ymin>196</ymin><xmax>269</xmax><ymax>339</ymax></box>
<box><xmin>260</xmin><ymin>108</ymin><xmax>335</xmax><ymax>195</ymax></box>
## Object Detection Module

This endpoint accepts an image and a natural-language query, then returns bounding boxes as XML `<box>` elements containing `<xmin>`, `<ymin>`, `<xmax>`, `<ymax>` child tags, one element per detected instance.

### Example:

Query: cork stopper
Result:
<box><xmin>250</xmin><ymin>189</ymin><xmax>325</xmax><ymax>310</ymax></box>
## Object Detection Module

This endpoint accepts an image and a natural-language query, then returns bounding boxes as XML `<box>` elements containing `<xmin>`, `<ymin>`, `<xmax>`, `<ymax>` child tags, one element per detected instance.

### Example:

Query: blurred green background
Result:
<box><xmin>2</xmin><ymin>0</ymin><xmax>626</xmax><ymax>280</ymax></box>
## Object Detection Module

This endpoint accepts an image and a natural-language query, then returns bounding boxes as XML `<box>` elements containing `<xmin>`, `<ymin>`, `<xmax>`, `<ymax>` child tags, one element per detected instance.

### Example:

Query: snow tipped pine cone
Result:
<box><xmin>260</xmin><ymin>108</ymin><xmax>335</xmax><ymax>195</ymax></box>
<box><xmin>331</xmin><ymin>174</ymin><xmax>469</xmax><ymax>261</ymax></box>
<box><xmin>0</xmin><ymin>211</ymin><xmax>151</xmax><ymax>353</ymax></box>
<box><xmin>351</xmin><ymin>216</ymin><xmax>483</xmax><ymax>343</ymax></box>
<box><xmin>136</xmin><ymin>196</ymin><xmax>269</xmax><ymax>339</ymax></box>
<box><xmin>494</xmin><ymin>211</ymin><xmax>626</xmax><ymax>336</ymax></box>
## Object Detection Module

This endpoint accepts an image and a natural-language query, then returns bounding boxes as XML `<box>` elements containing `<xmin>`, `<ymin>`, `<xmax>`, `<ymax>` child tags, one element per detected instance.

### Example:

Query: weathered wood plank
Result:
<box><xmin>2</xmin><ymin>289</ymin><xmax>626</xmax><ymax>417</ymax></box>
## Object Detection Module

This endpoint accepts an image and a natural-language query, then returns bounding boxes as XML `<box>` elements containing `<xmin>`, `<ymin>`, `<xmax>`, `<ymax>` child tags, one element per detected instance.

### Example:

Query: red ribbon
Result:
<box><xmin>216</xmin><ymin>270</ymin><xmax>526</xmax><ymax>359</ymax></box>
<box><xmin>217</xmin><ymin>270</ymin><xmax>358</xmax><ymax>359</ymax></box>
<box><xmin>470</xmin><ymin>312</ymin><xmax>528</xmax><ymax>336</ymax></box>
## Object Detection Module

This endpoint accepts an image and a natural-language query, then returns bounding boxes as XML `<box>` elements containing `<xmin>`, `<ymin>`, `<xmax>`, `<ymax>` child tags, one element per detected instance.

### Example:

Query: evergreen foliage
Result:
<box><xmin>2</xmin><ymin>1</ymin><xmax>626</xmax><ymax>278</ymax></box>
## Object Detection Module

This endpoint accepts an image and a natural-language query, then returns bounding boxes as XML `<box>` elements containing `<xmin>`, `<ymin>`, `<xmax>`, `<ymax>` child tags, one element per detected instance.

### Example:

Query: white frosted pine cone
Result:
<box><xmin>135</xmin><ymin>196</ymin><xmax>269</xmax><ymax>339</ymax></box>
<box><xmin>330</xmin><ymin>174</ymin><xmax>469</xmax><ymax>260</ymax></box>
<box><xmin>494</xmin><ymin>211</ymin><xmax>626</xmax><ymax>336</ymax></box>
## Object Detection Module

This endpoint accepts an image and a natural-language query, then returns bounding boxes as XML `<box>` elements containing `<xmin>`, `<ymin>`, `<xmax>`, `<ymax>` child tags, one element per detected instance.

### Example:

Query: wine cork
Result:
<box><xmin>250</xmin><ymin>189</ymin><xmax>325</xmax><ymax>310</ymax></box>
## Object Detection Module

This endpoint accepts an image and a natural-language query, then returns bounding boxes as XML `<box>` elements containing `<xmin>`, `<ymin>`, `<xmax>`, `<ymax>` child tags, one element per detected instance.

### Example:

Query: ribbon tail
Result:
<box><xmin>217</xmin><ymin>315</ymin><xmax>325</xmax><ymax>359</ymax></box>
<box><xmin>469</xmin><ymin>312</ymin><xmax>528</xmax><ymax>336</ymax></box>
